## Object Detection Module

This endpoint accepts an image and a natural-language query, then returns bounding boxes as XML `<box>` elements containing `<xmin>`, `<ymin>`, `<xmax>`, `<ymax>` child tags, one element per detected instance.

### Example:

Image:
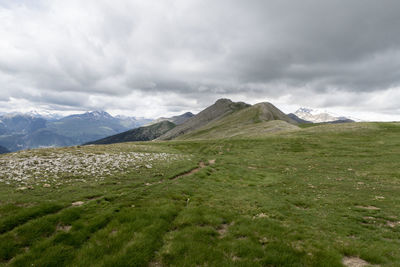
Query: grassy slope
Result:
<box><xmin>0</xmin><ymin>122</ymin><xmax>400</xmax><ymax>266</ymax></box>
<box><xmin>178</xmin><ymin>103</ymin><xmax>299</xmax><ymax>140</ymax></box>
<box><xmin>86</xmin><ymin>121</ymin><xmax>176</xmax><ymax>145</ymax></box>
<box><xmin>158</xmin><ymin>99</ymin><xmax>250</xmax><ymax>140</ymax></box>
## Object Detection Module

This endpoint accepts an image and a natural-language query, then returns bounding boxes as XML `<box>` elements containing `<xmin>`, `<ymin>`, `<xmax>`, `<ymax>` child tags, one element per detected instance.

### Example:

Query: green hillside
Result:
<box><xmin>86</xmin><ymin>121</ymin><xmax>176</xmax><ymax>145</ymax></box>
<box><xmin>158</xmin><ymin>99</ymin><xmax>250</xmax><ymax>140</ymax></box>
<box><xmin>1</xmin><ymin>122</ymin><xmax>400</xmax><ymax>266</ymax></box>
<box><xmin>177</xmin><ymin>102</ymin><xmax>299</xmax><ymax>140</ymax></box>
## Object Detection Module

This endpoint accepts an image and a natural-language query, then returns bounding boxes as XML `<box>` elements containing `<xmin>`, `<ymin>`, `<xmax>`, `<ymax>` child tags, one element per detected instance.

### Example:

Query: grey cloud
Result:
<box><xmin>0</xmin><ymin>0</ymin><xmax>400</xmax><ymax>119</ymax></box>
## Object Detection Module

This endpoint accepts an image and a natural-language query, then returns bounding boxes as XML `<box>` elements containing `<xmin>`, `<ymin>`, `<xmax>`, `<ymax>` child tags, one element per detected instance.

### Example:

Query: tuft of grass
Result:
<box><xmin>0</xmin><ymin>203</ymin><xmax>64</xmax><ymax>234</ymax></box>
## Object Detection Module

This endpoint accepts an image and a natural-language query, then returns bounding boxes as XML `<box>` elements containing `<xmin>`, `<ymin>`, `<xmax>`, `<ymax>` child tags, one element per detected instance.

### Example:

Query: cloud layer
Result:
<box><xmin>1</xmin><ymin>0</ymin><xmax>400</xmax><ymax>120</ymax></box>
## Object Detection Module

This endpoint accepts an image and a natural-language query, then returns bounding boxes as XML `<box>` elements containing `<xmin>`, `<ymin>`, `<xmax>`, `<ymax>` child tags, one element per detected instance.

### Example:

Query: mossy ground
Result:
<box><xmin>0</xmin><ymin>122</ymin><xmax>399</xmax><ymax>266</ymax></box>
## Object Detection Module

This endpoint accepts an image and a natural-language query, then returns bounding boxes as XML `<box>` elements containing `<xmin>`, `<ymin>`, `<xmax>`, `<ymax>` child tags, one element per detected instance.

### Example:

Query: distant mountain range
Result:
<box><xmin>0</xmin><ymin>111</ymin><xmax>152</xmax><ymax>152</ymax></box>
<box><xmin>289</xmin><ymin>108</ymin><xmax>357</xmax><ymax>124</ymax></box>
<box><xmin>0</xmin><ymin>103</ymin><xmax>360</xmax><ymax>152</ymax></box>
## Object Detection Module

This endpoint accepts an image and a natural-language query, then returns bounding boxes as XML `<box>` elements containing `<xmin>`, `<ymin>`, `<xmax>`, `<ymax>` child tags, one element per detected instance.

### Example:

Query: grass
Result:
<box><xmin>177</xmin><ymin>104</ymin><xmax>298</xmax><ymax>140</ymax></box>
<box><xmin>0</xmin><ymin>122</ymin><xmax>400</xmax><ymax>266</ymax></box>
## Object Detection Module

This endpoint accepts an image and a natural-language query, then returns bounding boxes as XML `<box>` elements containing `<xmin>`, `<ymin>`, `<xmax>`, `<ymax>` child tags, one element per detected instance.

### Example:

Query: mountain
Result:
<box><xmin>87</xmin><ymin>99</ymin><xmax>298</xmax><ymax>143</ymax></box>
<box><xmin>0</xmin><ymin>111</ymin><xmax>152</xmax><ymax>151</ymax></box>
<box><xmin>0</xmin><ymin>113</ymin><xmax>49</xmax><ymax>151</ymax></box>
<box><xmin>23</xmin><ymin>129</ymin><xmax>76</xmax><ymax>149</ymax></box>
<box><xmin>175</xmin><ymin>102</ymin><xmax>299</xmax><ymax>140</ymax></box>
<box><xmin>0</xmin><ymin>145</ymin><xmax>9</xmax><ymax>154</ymax></box>
<box><xmin>327</xmin><ymin>119</ymin><xmax>355</xmax><ymax>124</ymax></box>
<box><xmin>86</xmin><ymin>121</ymin><xmax>176</xmax><ymax>145</ymax></box>
<box><xmin>170</xmin><ymin>112</ymin><xmax>195</xmax><ymax>125</ymax></box>
<box><xmin>115</xmin><ymin>115</ymin><xmax>152</xmax><ymax>129</ymax></box>
<box><xmin>46</xmin><ymin>111</ymin><xmax>151</xmax><ymax>145</ymax></box>
<box><xmin>287</xmin><ymin>113</ymin><xmax>312</xmax><ymax>124</ymax></box>
<box><xmin>0</xmin><ymin>134</ymin><xmax>25</xmax><ymax>151</ymax></box>
<box><xmin>158</xmin><ymin>99</ymin><xmax>250</xmax><ymax>140</ymax></box>
<box><xmin>26</xmin><ymin>110</ymin><xmax>64</xmax><ymax>121</ymax></box>
<box><xmin>147</xmin><ymin>112</ymin><xmax>194</xmax><ymax>126</ymax></box>
<box><xmin>293</xmin><ymin>108</ymin><xmax>355</xmax><ymax>123</ymax></box>
<box><xmin>0</xmin><ymin>113</ymin><xmax>47</xmax><ymax>135</ymax></box>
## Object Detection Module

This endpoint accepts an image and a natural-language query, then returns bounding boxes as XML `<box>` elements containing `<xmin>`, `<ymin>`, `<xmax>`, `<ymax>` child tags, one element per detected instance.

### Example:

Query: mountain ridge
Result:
<box><xmin>85</xmin><ymin>121</ymin><xmax>176</xmax><ymax>145</ymax></box>
<box><xmin>157</xmin><ymin>99</ymin><xmax>250</xmax><ymax>140</ymax></box>
<box><xmin>175</xmin><ymin>101</ymin><xmax>298</xmax><ymax>140</ymax></box>
<box><xmin>146</xmin><ymin>112</ymin><xmax>194</xmax><ymax>126</ymax></box>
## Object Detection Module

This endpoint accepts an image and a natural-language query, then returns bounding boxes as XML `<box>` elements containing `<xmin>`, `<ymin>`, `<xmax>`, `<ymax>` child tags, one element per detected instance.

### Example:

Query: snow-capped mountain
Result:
<box><xmin>293</xmin><ymin>108</ymin><xmax>358</xmax><ymax>123</ymax></box>
<box><xmin>0</xmin><ymin>113</ymin><xmax>47</xmax><ymax>134</ymax></box>
<box><xmin>27</xmin><ymin>110</ymin><xmax>64</xmax><ymax>121</ymax></box>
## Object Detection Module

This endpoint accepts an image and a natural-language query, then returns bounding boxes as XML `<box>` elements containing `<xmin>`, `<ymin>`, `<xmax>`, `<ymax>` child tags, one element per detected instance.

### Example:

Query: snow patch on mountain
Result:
<box><xmin>294</xmin><ymin>108</ymin><xmax>361</xmax><ymax>123</ymax></box>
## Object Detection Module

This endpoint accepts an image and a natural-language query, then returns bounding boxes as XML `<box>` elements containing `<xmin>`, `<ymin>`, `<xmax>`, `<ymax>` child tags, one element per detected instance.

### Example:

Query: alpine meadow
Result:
<box><xmin>1</xmin><ymin>1</ymin><xmax>400</xmax><ymax>266</ymax></box>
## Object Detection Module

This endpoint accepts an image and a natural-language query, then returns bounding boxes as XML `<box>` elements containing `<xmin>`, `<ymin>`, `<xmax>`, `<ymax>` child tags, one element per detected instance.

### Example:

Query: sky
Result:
<box><xmin>1</xmin><ymin>0</ymin><xmax>400</xmax><ymax>121</ymax></box>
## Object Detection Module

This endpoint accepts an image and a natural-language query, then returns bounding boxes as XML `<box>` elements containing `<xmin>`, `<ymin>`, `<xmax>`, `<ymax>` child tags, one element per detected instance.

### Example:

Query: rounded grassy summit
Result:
<box><xmin>88</xmin><ymin>98</ymin><xmax>300</xmax><ymax>145</ymax></box>
<box><xmin>170</xmin><ymin>101</ymin><xmax>299</xmax><ymax>140</ymax></box>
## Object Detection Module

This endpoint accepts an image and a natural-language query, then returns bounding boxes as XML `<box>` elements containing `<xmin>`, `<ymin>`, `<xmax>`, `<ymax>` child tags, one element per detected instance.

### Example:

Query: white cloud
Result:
<box><xmin>0</xmin><ymin>0</ymin><xmax>400</xmax><ymax>120</ymax></box>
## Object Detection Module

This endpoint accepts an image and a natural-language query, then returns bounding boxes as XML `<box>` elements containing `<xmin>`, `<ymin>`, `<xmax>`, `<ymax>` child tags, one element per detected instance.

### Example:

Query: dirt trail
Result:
<box><xmin>171</xmin><ymin>159</ymin><xmax>215</xmax><ymax>180</ymax></box>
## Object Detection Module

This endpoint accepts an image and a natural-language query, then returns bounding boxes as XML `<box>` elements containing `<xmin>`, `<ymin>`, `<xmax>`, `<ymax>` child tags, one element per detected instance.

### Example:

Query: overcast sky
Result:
<box><xmin>1</xmin><ymin>0</ymin><xmax>400</xmax><ymax>120</ymax></box>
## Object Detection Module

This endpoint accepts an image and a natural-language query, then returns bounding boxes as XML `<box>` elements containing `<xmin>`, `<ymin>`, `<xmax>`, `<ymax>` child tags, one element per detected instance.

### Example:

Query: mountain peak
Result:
<box><xmin>253</xmin><ymin>102</ymin><xmax>297</xmax><ymax>124</ymax></box>
<box><xmin>85</xmin><ymin>111</ymin><xmax>113</xmax><ymax>119</ymax></box>
<box><xmin>146</xmin><ymin>112</ymin><xmax>194</xmax><ymax>126</ymax></box>
<box><xmin>295</xmin><ymin>107</ymin><xmax>314</xmax><ymax>114</ymax></box>
<box><xmin>158</xmin><ymin>99</ymin><xmax>251</xmax><ymax>140</ymax></box>
<box><xmin>2</xmin><ymin>112</ymin><xmax>33</xmax><ymax>119</ymax></box>
<box><xmin>215</xmin><ymin>98</ymin><xmax>233</xmax><ymax>105</ymax></box>
<box><xmin>87</xmin><ymin>110</ymin><xmax>110</xmax><ymax>115</ymax></box>
<box><xmin>294</xmin><ymin>107</ymin><xmax>356</xmax><ymax>123</ymax></box>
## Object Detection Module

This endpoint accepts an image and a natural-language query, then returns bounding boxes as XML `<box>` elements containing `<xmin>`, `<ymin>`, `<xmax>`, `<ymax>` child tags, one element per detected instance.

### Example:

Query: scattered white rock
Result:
<box><xmin>0</xmin><ymin>149</ymin><xmax>187</xmax><ymax>187</ymax></box>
